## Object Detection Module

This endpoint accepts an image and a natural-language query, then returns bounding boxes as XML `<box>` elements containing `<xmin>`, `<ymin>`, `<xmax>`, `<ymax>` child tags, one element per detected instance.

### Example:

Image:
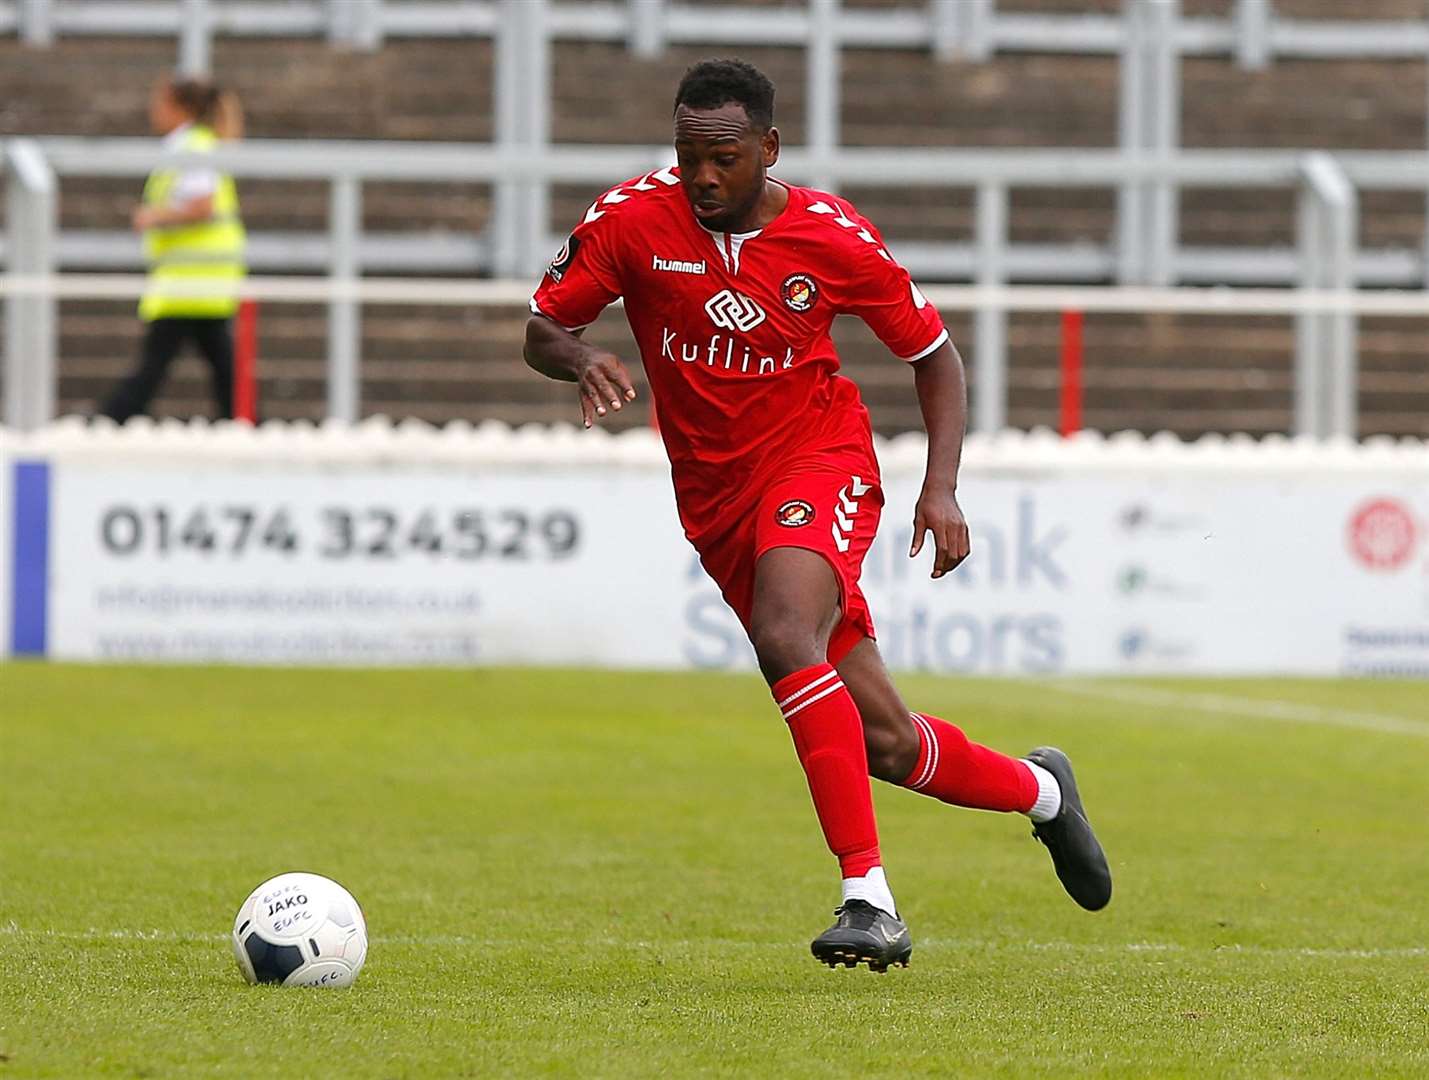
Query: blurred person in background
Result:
<box><xmin>100</xmin><ymin>75</ymin><xmax>247</xmax><ymax>422</ymax></box>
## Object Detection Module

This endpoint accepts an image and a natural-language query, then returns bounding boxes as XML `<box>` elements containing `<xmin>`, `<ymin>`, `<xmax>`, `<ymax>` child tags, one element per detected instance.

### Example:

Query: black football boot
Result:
<box><xmin>1026</xmin><ymin>746</ymin><xmax>1112</xmax><ymax>911</ymax></box>
<box><xmin>810</xmin><ymin>899</ymin><xmax>912</xmax><ymax>972</ymax></box>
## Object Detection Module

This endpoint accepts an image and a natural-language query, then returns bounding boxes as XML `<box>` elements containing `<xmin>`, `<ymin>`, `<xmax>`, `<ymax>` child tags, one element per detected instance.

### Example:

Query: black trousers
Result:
<box><xmin>101</xmin><ymin>316</ymin><xmax>234</xmax><ymax>422</ymax></box>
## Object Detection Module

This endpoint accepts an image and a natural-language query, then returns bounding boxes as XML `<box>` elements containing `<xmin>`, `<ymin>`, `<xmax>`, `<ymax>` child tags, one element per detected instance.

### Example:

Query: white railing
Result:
<box><xmin>3</xmin><ymin>140</ymin><xmax>56</xmax><ymax>432</ymax></box>
<box><xmin>6</xmin><ymin>272</ymin><xmax>1426</xmax><ymax>440</ymax></box>
<box><xmin>3</xmin><ymin>136</ymin><xmax>1412</xmax><ymax>436</ymax></box>
<box><xmin>5</xmin><ymin>2</ymin><xmax>1429</xmax><ymax>292</ymax></box>
<box><xmin>6</xmin><ymin>0</ymin><xmax>1429</xmax><ymax>63</ymax></box>
<box><xmin>17</xmin><ymin>274</ymin><xmax>1429</xmax><ymax>315</ymax></box>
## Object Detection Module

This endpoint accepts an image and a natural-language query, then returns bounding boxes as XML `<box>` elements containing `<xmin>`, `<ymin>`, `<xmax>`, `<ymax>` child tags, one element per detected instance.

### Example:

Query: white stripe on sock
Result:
<box><xmin>776</xmin><ymin>668</ymin><xmax>839</xmax><ymax>710</ymax></box>
<box><xmin>910</xmin><ymin>713</ymin><xmax>939</xmax><ymax>790</ymax></box>
<box><xmin>908</xmin><ymin>714</ymin><xmax>932</xmax><ymax>788</ymax></box>
<box><xmin>781</xmin><ymin>681</ymin><xmax>846</xmax><ymax>720</ymax></box>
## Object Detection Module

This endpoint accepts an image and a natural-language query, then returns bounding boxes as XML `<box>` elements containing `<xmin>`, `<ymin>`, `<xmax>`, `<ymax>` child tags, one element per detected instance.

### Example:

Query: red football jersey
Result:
<box><xmin>530</xmin><ymin>170</ymin><xmax>948</xmax><ymax>539</ymax></box>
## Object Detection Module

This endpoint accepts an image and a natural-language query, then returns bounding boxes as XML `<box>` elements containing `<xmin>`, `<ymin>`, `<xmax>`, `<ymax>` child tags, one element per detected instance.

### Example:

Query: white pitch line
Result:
<box><xmin>1</xmin><ymin>924</ymin><xmax>1423</xmax><ymax>960</ymax></box>
<box><xmin>0</xmin><ymin>924</ymin><xmax>226</xmax><ymax>944</ymax></box>
<box><xmin>1048</xmin><ymin>681</ymin><xmax>1429</xmax><ymax>739</ymax></box>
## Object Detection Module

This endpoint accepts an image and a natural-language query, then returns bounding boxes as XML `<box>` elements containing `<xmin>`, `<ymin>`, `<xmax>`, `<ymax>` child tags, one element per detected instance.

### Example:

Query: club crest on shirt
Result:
<box><xmin>547</xmin><ymin>234</ymin><xmax>581</xmax><ymax>282</ymax></box>
<box><xmin>775</xmin><ymin>500</ymin><xmax>816</xmax><ymax>528</ymax></box>
<box><xmin>781</xmin><ymin>273</ymin><xmax>819</xmax><ymax>313</ymax></box>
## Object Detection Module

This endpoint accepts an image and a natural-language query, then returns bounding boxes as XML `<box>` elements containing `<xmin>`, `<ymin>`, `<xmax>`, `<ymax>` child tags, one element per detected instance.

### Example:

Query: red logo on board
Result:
<box><xmin>1347</xmin><ymin>498</ymin><xmax>1417</xmax><ymax>571</ymax></box>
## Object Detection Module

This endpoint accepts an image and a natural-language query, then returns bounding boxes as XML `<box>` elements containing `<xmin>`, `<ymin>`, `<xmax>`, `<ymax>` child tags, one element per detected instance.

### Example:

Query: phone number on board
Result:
<box><xmin>96</xmin><ymin>505</ymin><xmax>581</xmax><ymax>561</ymax></box>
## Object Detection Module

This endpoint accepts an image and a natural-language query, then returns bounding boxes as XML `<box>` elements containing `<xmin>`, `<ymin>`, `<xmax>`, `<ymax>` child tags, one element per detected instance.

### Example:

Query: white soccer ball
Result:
<box><xmin>231</xmin><ymin>871</ymin><xmax>368</xmax><ymax>988</ymax></box>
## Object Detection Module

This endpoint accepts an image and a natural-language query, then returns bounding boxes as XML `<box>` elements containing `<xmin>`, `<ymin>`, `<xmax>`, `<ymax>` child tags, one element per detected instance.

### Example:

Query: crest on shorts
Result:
<box><xmin>781</xmin><ymin>273</ymin><xmax>818</xmax><ymax>313</ymax></box>
<box><xmin>547</xmin><ymin>234</ymin><xmax>581</xmax><ymax>282</ymax></box>
<box><xmin>775</xmin><ymin>500</ymin><xmax>816</xmax><ymax>528</ymax></box>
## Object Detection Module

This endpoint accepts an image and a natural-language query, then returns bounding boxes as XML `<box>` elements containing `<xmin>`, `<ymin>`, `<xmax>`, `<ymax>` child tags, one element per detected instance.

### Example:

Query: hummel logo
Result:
<box><xmin>652</xmin><ymin>254</ymin><xmax>706</xmax><ymax>275</ymax></box>
<box><xmin>704</xmin><ymin>288</ymin><xmax>766</xmax><ymax>332</ymax></box>
<box><xmin>832</xmin><ymin>475</ymin><xmax>873</xmax><ymax>553</ymax></box>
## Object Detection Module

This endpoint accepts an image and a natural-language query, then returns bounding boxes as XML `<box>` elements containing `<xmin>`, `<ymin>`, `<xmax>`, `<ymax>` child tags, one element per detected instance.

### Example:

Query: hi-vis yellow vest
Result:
<box><xmin>139</xmin><ymin>125</ymin><xmax>246</xmax><ymax>321</ymax></box>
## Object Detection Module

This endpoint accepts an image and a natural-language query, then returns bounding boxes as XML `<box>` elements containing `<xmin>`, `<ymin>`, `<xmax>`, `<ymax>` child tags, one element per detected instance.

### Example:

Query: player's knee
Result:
<box><xmin>750</xmin><ymin>614</ymin><xmax>824</xmax><ymax>683</ymax></box>
<box><xmin>864</xmin><ymin>716</ymin><xmax>920</xmax><ymax>782</ymax></box>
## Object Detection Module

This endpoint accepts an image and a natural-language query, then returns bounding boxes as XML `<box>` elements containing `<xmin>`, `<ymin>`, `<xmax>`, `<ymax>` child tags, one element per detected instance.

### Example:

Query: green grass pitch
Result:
<box><xmin>2</xmin><ymin>665</ymin><xmax>1426</xmax><ymax>1078</ymax></box>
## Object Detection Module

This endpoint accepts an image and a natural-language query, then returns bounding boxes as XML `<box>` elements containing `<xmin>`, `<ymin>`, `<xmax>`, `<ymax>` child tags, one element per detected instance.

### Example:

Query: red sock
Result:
<box><xmin>772</xmin><ymin>663</ymin><xmax>882</xmax><ymax>878</ymax></box>
<box><xmin>901</xmin><ymin>712</ymin><xmax>1038</xmax><ymax>813</ymax></box>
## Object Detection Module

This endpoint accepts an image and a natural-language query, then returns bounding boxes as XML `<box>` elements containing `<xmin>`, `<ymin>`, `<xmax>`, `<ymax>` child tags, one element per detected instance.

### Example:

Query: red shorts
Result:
<box><xmin>692</xmin><ymin>464</ymin><xmax>884</xmax><ymax>665</ymax></box>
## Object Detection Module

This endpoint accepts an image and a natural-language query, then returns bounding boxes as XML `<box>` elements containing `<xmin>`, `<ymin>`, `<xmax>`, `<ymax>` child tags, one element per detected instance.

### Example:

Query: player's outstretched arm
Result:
<box><xmin>523</xmin><ymin>315</ymin><xmax>637</xmax><ymax>428</ymax></box>
<box><xmin>909</xmin><ymin>340</ymin><xmax>972</xmax><ymax>579</ymax></box>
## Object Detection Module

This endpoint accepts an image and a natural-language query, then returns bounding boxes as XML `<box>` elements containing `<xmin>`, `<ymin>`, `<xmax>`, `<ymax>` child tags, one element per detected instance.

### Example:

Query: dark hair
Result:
<box><xmin>167</xmin><ymin>77</ymin><xmax>223</xmax><ymax>123</ymax></box>
<box><xmin>165</xmin><ymin>75</ymin><xmax>244</xmax><ymax>139</ymax></box>
<box><xmin>673</xmin><ymin>59</ymin><xmax>775</xmax><ymax>131</ymax></box>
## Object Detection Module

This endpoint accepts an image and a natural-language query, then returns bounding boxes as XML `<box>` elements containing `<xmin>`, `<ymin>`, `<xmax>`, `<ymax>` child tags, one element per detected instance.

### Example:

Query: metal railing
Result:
<box><xmin>7</xmin><ymin>270</ymin><xmax>1427</xmax><ymax>439</ymax></box>
<box><xmin>6</xmin><ymin>1</ymin><xmax>1429</xmax><ymax>291</ymax></box>
<box><xmin>3</xmin><ymin>0</ymin><xmax>1427</xmax><ymax>438</ymax></box>
<box><xmin>1297</xmin><ymin>153</ymin><xmax>1358</xmax><ymax>441</ymax></box>
<box><xmin>6</xmin><ymin>0</ymin><xmax>1429</xmax><ymax>64</ymax></box>
<box><xmin>2</xmin><ymin>135</ymin><xmax>1417</xmax><ymax>439</ymax></box>
<box><xmin>3</xmin><ymin>140</ymin><xmax>57</xmax><ymax>431</ymax></box>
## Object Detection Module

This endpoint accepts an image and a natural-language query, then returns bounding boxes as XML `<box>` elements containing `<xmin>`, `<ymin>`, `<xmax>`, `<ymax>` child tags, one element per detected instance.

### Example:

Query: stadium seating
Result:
<box><xmin>1</xmin><ymin>0</ymin><xmax>1426</xmax><ymax>435</ymax></box>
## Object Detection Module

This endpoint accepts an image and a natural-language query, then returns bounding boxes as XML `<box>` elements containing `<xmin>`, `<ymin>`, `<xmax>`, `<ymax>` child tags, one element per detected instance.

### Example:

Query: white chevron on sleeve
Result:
<box><xmin>851</xmin><ymin>475</ymin><xmax>872</xmax><ymax>497</ymax></box>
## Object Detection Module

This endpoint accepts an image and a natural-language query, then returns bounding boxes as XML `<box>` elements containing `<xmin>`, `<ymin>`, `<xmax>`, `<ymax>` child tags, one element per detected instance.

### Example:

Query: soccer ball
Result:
<box><xmin>231</xmin><ymin>871</ymin><xmax>368</xmax><ymax>987</ymax></box>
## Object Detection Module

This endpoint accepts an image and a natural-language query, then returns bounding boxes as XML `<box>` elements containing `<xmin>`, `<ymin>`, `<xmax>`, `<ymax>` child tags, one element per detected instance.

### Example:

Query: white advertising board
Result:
<box><xmin>12</xmin><ymin>423</ymin><xmax>1426</xmax><ymax>676</ymax></box>
<box><xmin>47</xmin><ymin>463</ymin><xmax>689</xmax><ymax>666</ymax></box>
<box><xmin>678</xmin><ymin>471</ymin><xmax>1429</xmax><ymax>676</ymax></box>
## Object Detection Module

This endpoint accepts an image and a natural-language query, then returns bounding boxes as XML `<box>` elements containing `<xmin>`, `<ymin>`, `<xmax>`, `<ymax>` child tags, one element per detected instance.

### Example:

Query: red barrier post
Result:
<box><xmin>234</xmin><ymin>299</ymin><xmax>258</xmax><ymax>423</ymax></box>
<box><xmin>1059</xmin><ymin>308</ymin><xmax>1083</xmax><ymax>437</ymax></box>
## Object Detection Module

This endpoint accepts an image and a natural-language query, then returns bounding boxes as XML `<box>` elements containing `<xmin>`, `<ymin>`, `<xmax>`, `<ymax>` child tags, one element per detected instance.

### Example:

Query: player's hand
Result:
<box><xmin>131</xmin><ymin>206</ymin><xmax>158</xmax><ymax>232</ymax></box>
<box><xmin>573</xmin><ymin>351</ymin><xmax>637</xmax><ymax>428</ymax></box>
<box><xmin>910</xmin><ymin>485</ymin><xmax>970</xmax><ymax>579</ymax></box>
